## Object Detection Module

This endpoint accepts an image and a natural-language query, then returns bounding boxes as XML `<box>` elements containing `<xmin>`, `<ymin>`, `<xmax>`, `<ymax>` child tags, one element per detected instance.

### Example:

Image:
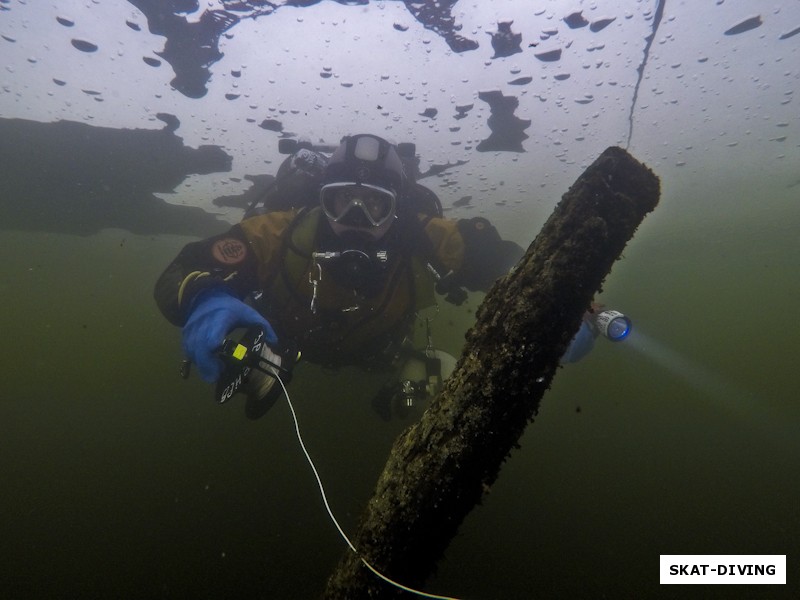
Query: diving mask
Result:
<box><xmin>320</xmin><ymin>182</ymin><xmax>396</xmax><ymax>229</ymax></box>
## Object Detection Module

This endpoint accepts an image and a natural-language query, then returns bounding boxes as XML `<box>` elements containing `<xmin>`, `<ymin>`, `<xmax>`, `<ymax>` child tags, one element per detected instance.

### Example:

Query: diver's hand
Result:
<box><xmin>182</xmin><ymin>288</ymin><xmax>277</xmax><ymax>382</ymax></box>
<box><xmin>561</xmin><ymin>320</ymin><xmax>597</xmax><ymax>364</ymax></box>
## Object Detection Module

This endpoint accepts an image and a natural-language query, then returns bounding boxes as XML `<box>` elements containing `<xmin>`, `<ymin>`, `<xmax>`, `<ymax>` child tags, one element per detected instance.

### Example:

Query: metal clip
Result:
<box><xmin>308</xmin><ymin>252</ymin><xmax>343</xmax><ymax>314</ymax></box>
<box><xmin>309</xmin><ymin>259</ymin><xmax>323</xmax><ymax>314</ymax></box>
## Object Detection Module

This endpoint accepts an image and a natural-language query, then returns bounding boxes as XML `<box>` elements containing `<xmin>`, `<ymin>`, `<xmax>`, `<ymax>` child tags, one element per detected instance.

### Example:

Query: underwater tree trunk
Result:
<box><xmin>323</xmin><ymin>146</ymin><xmax>660</xmax><ymax>599</ymax></box>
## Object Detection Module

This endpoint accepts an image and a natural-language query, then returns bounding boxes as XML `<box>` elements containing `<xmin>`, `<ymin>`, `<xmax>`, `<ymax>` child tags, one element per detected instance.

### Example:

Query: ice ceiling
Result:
<box><xmin>1</xmin><ymin>0</ymin><xmax>798</xmax><ymax>239</ymax></box>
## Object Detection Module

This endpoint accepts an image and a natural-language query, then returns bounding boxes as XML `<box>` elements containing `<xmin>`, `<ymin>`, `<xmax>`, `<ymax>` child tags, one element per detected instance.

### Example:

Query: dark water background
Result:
<box><xmin>2</xmin><ymin>168</ymin><xmax>798</xmax><ymax>598</ymax></box>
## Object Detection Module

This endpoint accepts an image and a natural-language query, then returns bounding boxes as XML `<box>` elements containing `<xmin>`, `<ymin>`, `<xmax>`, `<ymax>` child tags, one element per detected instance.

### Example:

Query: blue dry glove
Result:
<box><xmin>561</xmin><ymin>320</ymin><xmax>597</xmax><ymax>364</ymax></box>
<box><xmin>182</xmin><ymin>288</ymin><xmax>277</xmax><ymax>382</ymax></box>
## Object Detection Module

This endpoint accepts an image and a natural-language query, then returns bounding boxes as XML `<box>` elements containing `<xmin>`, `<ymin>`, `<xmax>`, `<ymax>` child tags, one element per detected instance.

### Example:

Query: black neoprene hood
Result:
<box><xmin>322</xmin><ymin>134</ymin><xmax>406</xmax><ymax>194</ymax></box>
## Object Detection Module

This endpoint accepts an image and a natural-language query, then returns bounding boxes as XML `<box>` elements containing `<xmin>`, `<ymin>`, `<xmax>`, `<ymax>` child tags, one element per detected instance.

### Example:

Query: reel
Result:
<box><xmin>215</xmin><ymin>326</ymin><xmax>300</xmax><ymax>419</ymax></box>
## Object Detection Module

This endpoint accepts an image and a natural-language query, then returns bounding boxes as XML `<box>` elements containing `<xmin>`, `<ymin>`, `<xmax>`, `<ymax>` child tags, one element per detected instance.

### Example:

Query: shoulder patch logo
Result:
<box><xmin>212</xmin><ymin>238</ymin><xmax>247</xmax><ymax>265</ymax></box>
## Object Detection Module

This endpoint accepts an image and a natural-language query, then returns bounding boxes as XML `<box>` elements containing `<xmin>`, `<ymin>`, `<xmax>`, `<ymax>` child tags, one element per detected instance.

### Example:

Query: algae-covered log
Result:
<box><xmin>323</xmin><ymin>146</ymin><xmax>660</xmax><ymax>598</ymax></box>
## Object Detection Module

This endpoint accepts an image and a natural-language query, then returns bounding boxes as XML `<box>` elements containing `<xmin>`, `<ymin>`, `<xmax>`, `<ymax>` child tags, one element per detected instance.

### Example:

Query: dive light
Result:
<box><xmin>592</xmin><ymin>309</ymin><xmax>632</xmax><ymax>341</ymax></box>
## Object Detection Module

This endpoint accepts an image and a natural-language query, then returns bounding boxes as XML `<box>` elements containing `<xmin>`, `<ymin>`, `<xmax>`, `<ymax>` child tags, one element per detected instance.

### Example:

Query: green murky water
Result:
<box><xmin>2</xmin><ymin>171</ymin><xmax>798</xmax><ymax>598</ymax></box>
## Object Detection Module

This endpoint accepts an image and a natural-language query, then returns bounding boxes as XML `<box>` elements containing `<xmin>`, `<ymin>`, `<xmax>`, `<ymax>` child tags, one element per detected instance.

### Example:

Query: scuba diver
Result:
<box><xmin>154</xmin><ymin>133</ymin><xmax>525</xmax><ymax>419</ymax></box>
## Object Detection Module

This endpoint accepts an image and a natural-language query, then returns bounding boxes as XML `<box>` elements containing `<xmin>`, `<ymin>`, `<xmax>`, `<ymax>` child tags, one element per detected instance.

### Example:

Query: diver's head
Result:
<box><xmin>320</xmin><ymin>134</ymin><xmax>406</xmax><ymax>241</ymax></box>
